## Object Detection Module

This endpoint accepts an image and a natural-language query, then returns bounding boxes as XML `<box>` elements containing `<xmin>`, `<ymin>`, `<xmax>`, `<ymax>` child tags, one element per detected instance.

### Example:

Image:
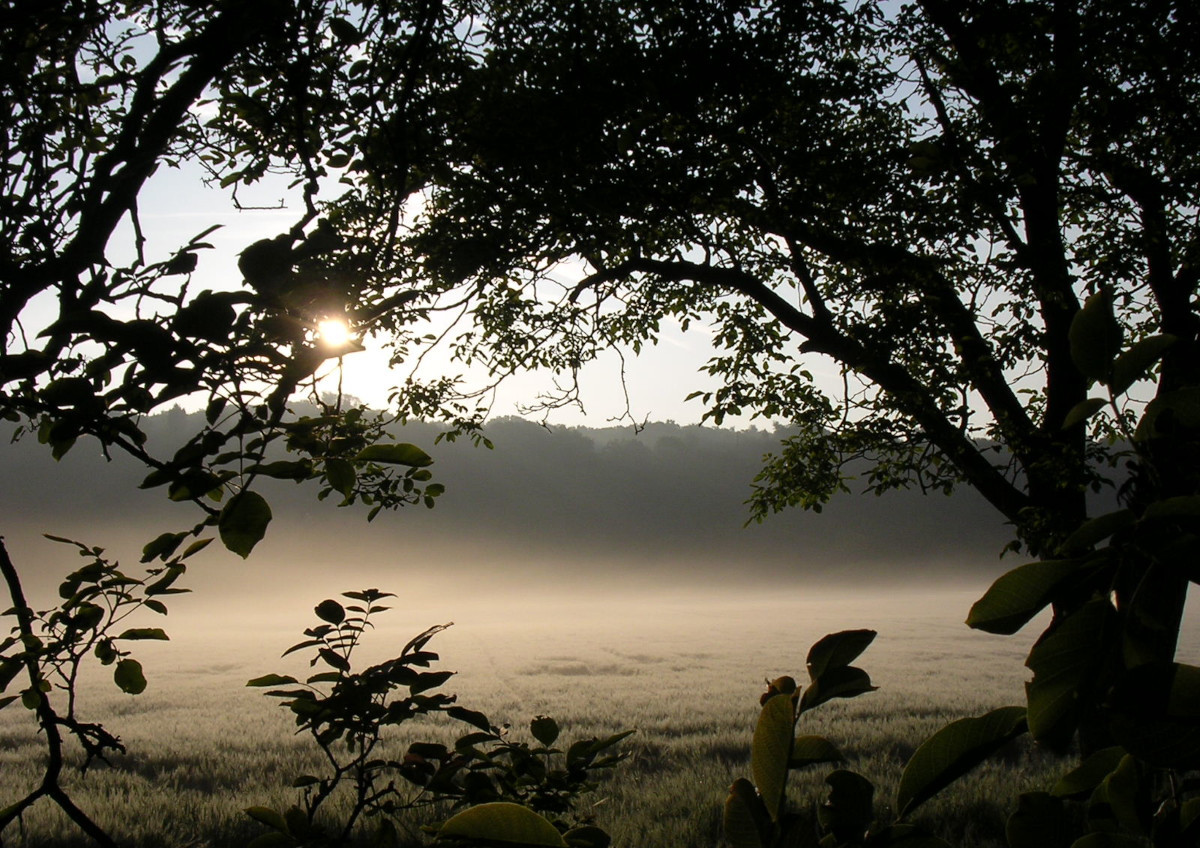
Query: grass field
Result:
<box><xmin>3</xmin><ymin>584</ymin><xmax>1186</xmax><ymax>847</ymax></box>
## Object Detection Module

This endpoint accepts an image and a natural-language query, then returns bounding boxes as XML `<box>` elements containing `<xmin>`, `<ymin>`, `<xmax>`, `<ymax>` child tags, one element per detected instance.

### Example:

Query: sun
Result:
<box><xmin>317</xmin><ymin>317</ymin><xmax>353</xmax><ymax>349</ymax></box>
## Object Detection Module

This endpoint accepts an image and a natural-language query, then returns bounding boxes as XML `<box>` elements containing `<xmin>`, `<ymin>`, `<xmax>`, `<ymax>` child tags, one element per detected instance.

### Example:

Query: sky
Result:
<box><xmin>112</xmin><ymin>161</ymin><xmax>846</xmax><ymax>428</ymax></box>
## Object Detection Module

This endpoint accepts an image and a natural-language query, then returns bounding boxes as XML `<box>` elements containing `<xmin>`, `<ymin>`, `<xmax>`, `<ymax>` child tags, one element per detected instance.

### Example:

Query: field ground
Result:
<box><xmin>4</xmin><ymin>586</ymin><xmax>1197</xmax><ymax>847</ymax></box>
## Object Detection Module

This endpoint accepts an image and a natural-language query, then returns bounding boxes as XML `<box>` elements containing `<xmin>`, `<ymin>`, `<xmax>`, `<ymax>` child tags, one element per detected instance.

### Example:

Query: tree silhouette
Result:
<box><xmin>321</xmin><ymin>0</ymin><xmax>1200</xmax><ymax>772</ymax></box>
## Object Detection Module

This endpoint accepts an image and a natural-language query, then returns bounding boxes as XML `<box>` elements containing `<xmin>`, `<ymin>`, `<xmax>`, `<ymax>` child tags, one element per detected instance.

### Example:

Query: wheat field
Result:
<box><xmin>5</xmin><ymin>584</ymin><xmax>1186</xmax><ymax>847</ymax></box>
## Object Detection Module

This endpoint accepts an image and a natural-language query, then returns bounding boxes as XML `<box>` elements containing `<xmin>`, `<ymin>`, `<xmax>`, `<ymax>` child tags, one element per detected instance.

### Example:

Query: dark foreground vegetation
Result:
<box><xmin>3</xmin><ymin>0</ymin><xmax>1199</xmax><ymax>846</ymax></box>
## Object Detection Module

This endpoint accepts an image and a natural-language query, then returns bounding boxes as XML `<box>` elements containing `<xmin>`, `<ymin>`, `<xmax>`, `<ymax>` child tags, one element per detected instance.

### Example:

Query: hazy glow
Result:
<box><xmin>317</xmin><ymin>317</ymin><xmax>352</xmax><ymax>349</ymax></box>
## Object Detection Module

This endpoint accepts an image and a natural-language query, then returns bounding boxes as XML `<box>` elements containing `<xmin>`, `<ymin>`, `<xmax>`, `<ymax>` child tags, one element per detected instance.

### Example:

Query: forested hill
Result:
<box><xmin>3</xmin><ymin>409</ymin><xmax>1014</xmax><ymax>594</ymax></box>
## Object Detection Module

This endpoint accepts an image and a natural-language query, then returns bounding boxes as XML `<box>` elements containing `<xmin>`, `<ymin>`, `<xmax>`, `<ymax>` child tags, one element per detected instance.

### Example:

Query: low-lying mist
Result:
<box><xmin>3</xmin><ymin>412</ymin><xmax>1016</xmax><ymax>623</ymax></box>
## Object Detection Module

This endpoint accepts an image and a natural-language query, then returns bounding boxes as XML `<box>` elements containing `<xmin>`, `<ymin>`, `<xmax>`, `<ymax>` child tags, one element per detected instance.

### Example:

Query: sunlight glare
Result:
<box><xmin>317</xmin><ymin>317</ymin><xmax>352</xmax><ymax>349</ymax></box>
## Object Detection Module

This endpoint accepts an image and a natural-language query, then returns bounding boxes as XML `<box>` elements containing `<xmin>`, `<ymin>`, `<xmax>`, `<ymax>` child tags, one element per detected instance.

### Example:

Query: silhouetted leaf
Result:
<box><xmin>246</xmin><ymin>830</ymin><xmax>295</xmax><ymax>848</ymax></box>
<box><xmin>181</xmin><ymin>537</ymin><xmax>213</xmax><ymax>559</ymax></box>
<box><xmin>245</xmin><ymin>806</ymin><xmax>289</xmax><ymax>832</ymax></box>
<box><xmin>141</xmin><ymin>531</ymin><xmax>186</xmax><ymax>563</ymax></box>
<box><xmin>314</xmin><ymin>599</ymin><xmax>345</xmax><ymax>624</ymax></box>
<box><xmin>247</xmin><ymin>674</ymin><xmax>299</xmax><ymax>687</ymax></box>
<box><xmin>1063</xmin><ymin>398</ymin><xmax>1107</xmax><ymax>430</ymax></box>
<box><xmin>1143</xmin><ymin>495</ymin><xmax>1200</xmax><ymax>521</ymax></box>
<box><xmin>411</xmin><ymin>670</ymin><xmax>454</xmax><ymax>694</ymax></box>
<box><xmin>355</xmin><ymin>443</ymin><xmax>433</xmax><ymax>467</ymax></box>
<box><xmin>561</xmin><ymin>824</ymin><xmax>610</xmax><ymax>848</ymax></box>
<box><xmin>724</xmin><ymin>778</ymin><xmax>770</xmax><ymax>848</ymax></box>
<box><xmin>866</xmin><ymin>823</ymin><xmax>952</xmax><ymax>847</ymax></box>
<box><xmin>0</xmin><ymin>695</ymin><xmax>18</xmax><ymax>711</ymax></box>
<box><xmin>1026</xmin><ymin>599</ymin><xmax>1115</xmax><ymax>748</ymax></box>
<box><xmin>800</xmin><ymin>666</ymin><xmax>877</xmax><ymax>712</ymax></box>
<box><xmin>447</xmin><ymin>705</ymin><xmax>492</xmax><ymax>732</ymax></box>
<box><xmin>1005</xmin><ymin>792</ymin><xmax>1072</xmax><ymax>848</ymax></box>
<box><xmin>968</xmin><ymin>559</ymin><xmax>1086</xmax><ymax>635</ymax></box>
<box><xmin>896</xmin><ymin>706</ymin><xmax>1027</xmax><ymax>817</ymax></box>
<box><xmin>751</xmin><ymin>688</ymin><xmax>794</xmax><ymax>821</ymax></box>
<box><xmin>115</xmin><ymin>628</ymin><xmax>168</xmax><ymax>641</ymax></box>
<box><xmin>1107</xmin><ymin>662</ymin><xmax>1200</xmax><ymax>769</ymax></box>
<box><xmin>1069</xmin><ymin>290</ymin><xmax>1122</xmax><ymax>382</ymax></box>
<box><xmin>790</xmin><ymin>735</ymin><xmax>842</xmax><ymax>768</ymax></box>
<box><xmin>325</xmin><ymin>458</ymin><xmax>356</xmax><ymax>496</ymax></box>
<box><xmin>531</xmin><ymin>715</ymin><xmax>559</xmax><ymax>746</ymax></box>
<box><xmin>319</xmin><ymin>649</ymin><xmax>350</xmax><ymax>672</ymax></box>
<box><xmin>806</xmin><ymin>629</ymin><xmax>876</xmax><ymax>680</ymax></box>
<box><xmin>1111</xmin><ymin>334</ymin><xmax>1175</xmax><ymax>395</ymax></box>
<box><xmin>219</xmin><ymin>491</ymin><xmax>272</xmax><ymax>558</ymax></box>
<box><xmin>436</xmin><ymin>802</ymin><xmax>567</xmax><ymax>846</ymax></box>
<box><xmin>114</xmin><ymin>658</ymin><xmax>147</xmax><ymax>694</ymax></box>
<box><xmin>1059</xmin><ymin>510</ymin><xmax>1134</xmax><ymax>553</ymax></box>
<box><xmin>818</xmin><ymin>770</ymin><xmax>874</xmax><ymax>844</ymax></box>
<box><xmin>1051</xmin><ymin>746</ymin><xmax>1125</xmax><ymax>798</ymax></box>
<box><xmin>1067</xmin><ymin>835</ymin><xmax>1144</xmax><ymax>848</ymax></box>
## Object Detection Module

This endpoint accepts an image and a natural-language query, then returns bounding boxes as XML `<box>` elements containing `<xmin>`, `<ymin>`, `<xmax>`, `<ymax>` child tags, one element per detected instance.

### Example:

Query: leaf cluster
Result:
<box><xmin>245</xmin><ymin>591</ymin><xmax>633</xmax><ymax>848</ymax></box>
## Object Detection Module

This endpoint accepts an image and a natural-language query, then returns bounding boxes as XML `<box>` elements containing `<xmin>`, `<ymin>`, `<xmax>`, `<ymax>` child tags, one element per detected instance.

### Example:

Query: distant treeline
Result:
<box><xmin>2</xmin><ymin>408</ymin><xmax>1017</xmax><ymax>588</ymax></box>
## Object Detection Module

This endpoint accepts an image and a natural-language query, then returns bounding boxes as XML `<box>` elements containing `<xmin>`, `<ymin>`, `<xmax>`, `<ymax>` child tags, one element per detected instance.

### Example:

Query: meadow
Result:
<box><xmin>4</xmin><ymin>584</ymin><xmax>1186</xmax><ymax>847</ymax></box>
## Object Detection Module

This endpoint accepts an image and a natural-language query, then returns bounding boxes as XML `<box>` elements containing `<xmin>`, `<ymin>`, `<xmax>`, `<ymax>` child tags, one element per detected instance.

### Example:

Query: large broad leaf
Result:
<box><xmin>1058</xmin><ymin>510</ymin><xmax>1134</xmax><ymax>554</ymax></box>
<box><xmin>219</xmin><ymin>491</ymin><xmax>273</xmax><ymax>559</ymax></box>
<box><xmin>967</xmin><ymin>558</ymin><xmax>1085</xmax><ymax>635</ymax></box>
<box><xmin>817</xmin><ymin>770</ymin><xmax>874</xmax><ymax>844</ymax></box>
<box><xmin>799</xmin><ymin>666</ymin><xmax>877</xmax><ymax>713</ymax></box>
<box><xmin>724</xmin><ymin>778</ymin><xmax>770</xmax><ymax>848</ymax></box>
<box><xmin>114</xmin><ymin>658</ymin><xmax>147</xmax><ymax>695</ymax></box>
<box><xmin>246</xmin><ymin>674</ymin><xmax>299</xmax><ymax>687</ymax></box>
<box><xmin>355</xmin><ymin>443</ymin><xmax>433</xmax><ymax>467</ymax></box>
<box><xmin>1107</xmin><ymin>662</ymin><xmax>1200</xmax><ymax>770</ymax></box>
<box><xmin>1025</xmin><ymin>599</ymin><xmax>1115</xmax><ymax>749</ymax></box>
<box><xmin>115</xmin><ymin>628</ymin><xmax>169</xmax><ymax>641</ymax></box>
<box><xmin>1110</xmin><ymin>334</ymin><xmax>1175</xmax><ymax>396</ymax></box>
<box><xmin>1005</xmin><ymin>792</ymin><xmax>1072</xmax><ymax>848</ymax></box>
<box><xmin>751</xmin><ymin>692</ymin><xmax>795</xmax><ymax>822</ymax></box>
<box><xmin>1069</xmin><ymin>290</ymin><xmax>1122</xmax><ymax>383</ymax></box>
<box><xmin>790</xmin><ymin>735</ymin><xmax>842</xmax><ymax>768</ymax></box>
<box><xmin>1069</xmin><ymin>835</ymin><xmax>1146</xmax><ymax>848</ymax></box>
<box><xmin>435</xmin><ymin>802</ymin><xmax>567</xmax><ymax>846</ymax></box>
<box><xmin>864</xmin><ymin>824</ymin><xmax>952</xmax><ymax>847</ymax></box>
<box><xmin>314</xmin><ymin>599</ymin><xmax>345</xmax><ymax>624</ymax></box>
<box><xmin>1050</xmin><ymin>746</ymin><xmax>1126</xmax><ymax>799</ymax></box>
<box><xmin>806</xmin><ymin>629</ymin><xmax>876</xmax><ymax>680</ymax></box>
<box><xmin>1135</xmin><ymin>387</ymin><xmax>1200</xmax><ymax>442</ymax></box>
<box><xmin>895</xmin><ymin>706</ymin><xmax>1027</xmax><ymax>818</ymax></box>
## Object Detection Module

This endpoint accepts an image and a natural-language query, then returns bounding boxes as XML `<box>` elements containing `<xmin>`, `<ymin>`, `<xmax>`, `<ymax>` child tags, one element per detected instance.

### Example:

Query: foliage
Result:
<box><xmin>0</xmin><ymin>0</ymin><xmax>471</xmax><ymax>563</ymax></box>
<box><xmin>0</xmin><ymin>534</ymin><xmax>202</xmax><ymax>844</ymax></box>
<box><xmin>246</xmin><ymin>591</ymin><xmax>631</xmax><ymax>847</ymax></box>
<box><xmin>1</xmin><ymin>3</ymin><xmax>465</xmax><ymax>842</ymax></box>
<box><xmin>330</xmin><ymin>0</ymin><xmax>1197</xmax><ymax>556</ymax></box>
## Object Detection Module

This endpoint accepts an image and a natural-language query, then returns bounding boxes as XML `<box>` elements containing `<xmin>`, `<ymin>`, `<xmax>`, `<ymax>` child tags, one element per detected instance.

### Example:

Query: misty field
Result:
<box><xmin>5</xmin><ymin>586</ymin><xmax>1195</xmax><ymax>847</ymax></box>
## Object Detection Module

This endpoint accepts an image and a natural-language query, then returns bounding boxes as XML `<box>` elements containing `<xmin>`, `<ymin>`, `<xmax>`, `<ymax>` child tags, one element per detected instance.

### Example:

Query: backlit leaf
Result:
<box><xmin>1110</xmin><ymin>334</ymin><xmax>1175</xmax><ymax>396</ymax></box>
<box><xmin>751</xmin><ymin>690</ymin><xmax>794</xmax><ymax>821</ymax></box>
<box><xmin>114</xmin><ymin>658</ymin><xmax>147</xmax><ymax>694</ymax></box>
<box><xmin>1069</xmin><ymin>290</ymin><xmax>1122</xmax><ymax>382</ymax></box>
<box><xmin>896</xmin><ymin>706</ymin><xmax>1027</xmax><ymax>817</ymax></box>
<box><xmin>116</xmin><ymin>628</ymin><xmax>169</xmax><ymax>641</ymax></box>
<box><xmin>355</xmin><ymin>443</ymin><xmax>433</xmax><ymax>467</ymax></box>
<box><xmin>967</xmin><ymin>559</ymin><xmax>1086</xmax><ymax>635</ymax></box>
<box><xmin>1107</xmin><ymin>662</ymin><xmax>1200</xmax><ymax>769</ymax></box>
<box><xmin>247</xmin><ymin>674</ymin><xmax>299</xmax><ymax>687</ymax></box>
<box><xmin>436</xmin><ymin>802</ymin><xmax>567</xmax><ymax>846</ymax></box>
<box><xmin>314</xmin><ymin>599</ymin><xmax>345</xmax><ymax>624</ymax></box>
<box><xmin>723</xmin><ymin>778</ymin><xmax>770</xmax><ymax>848</ymax></box>
<box><xmin>1050</xmin><ymin>746</ymin><xmax>1125</xmax><ymax>798</ymax></box>
<box><xmin>790</xmin><ymin>734</ymin><xmax>842</xmax><ymax>768</ymax></box>
<box><xmin>806</xmin><ymin>629</ymin><xmax>876</xmax><ymax>680</ymax></box>
<box><xmin>219</xmin><ymin>491</ymin><xmax>272</xmax><ymax>558</ymax></box>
